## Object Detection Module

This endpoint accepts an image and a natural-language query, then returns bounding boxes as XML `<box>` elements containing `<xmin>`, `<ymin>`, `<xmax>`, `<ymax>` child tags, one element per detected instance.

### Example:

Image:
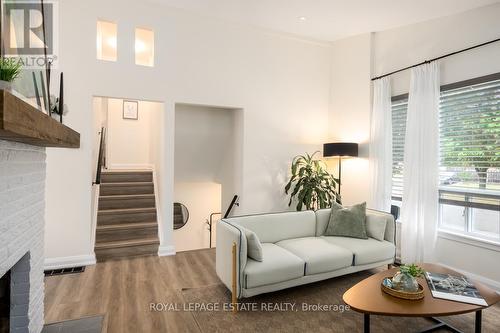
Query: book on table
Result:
<box><xmin>425</xmin><ymin>271</ymin><xmax>487</xmax><ymax>306</ymax></box>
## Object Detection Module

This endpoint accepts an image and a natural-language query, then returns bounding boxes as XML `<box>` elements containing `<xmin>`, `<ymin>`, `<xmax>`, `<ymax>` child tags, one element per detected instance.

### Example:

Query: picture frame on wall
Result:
<box><xmin>123</xmin><ymin>100</ymin><xmax>139</xmax><ymax>120</ymax></box>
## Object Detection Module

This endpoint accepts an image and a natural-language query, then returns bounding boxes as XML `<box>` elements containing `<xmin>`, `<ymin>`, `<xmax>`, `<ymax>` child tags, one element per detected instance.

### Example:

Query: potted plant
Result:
<box><xmin>0</xmin><ymin>58</ymin><xmax>22</xmax><ymax>90</ymax></box>
<box><xmin>285</xmin><ymin>151</ymin><xmax>340</xmax><ymax>211</ymax></box>
<box><xmin>392</xmin><ymin>264</ymin><xmax>425</xmax><ymax>292</ymax></box>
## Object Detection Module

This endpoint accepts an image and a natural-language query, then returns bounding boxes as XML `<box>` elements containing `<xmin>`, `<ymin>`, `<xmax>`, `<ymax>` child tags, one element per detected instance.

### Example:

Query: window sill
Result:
<box><xmin>437</xmin><ymin>230</ymin><xmax>500</xmax><ymax>253</ymax></box>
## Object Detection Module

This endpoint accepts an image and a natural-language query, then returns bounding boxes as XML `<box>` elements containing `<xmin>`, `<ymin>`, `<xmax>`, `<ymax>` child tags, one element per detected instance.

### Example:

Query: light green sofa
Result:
<box><xmin>216</xmin><ymin>208</ymin><xmax>395</xmax><ymax>299</ymax></box>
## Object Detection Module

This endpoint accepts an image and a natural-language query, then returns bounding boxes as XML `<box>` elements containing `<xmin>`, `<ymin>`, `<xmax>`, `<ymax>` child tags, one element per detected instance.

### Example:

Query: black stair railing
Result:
<box><xmin>206</xmin><ymin>195</ymin><xmax>240</xmax><ymax>248</ymax></box>
<box><xmin>223</xmin><ymin>195</ymin><xmax>239</xmax><ymax>218</ymax></box>
<box><xmin>93</xmin><ymin>127</ymin><xmax>106</xmax><ymax>185</ymax></box>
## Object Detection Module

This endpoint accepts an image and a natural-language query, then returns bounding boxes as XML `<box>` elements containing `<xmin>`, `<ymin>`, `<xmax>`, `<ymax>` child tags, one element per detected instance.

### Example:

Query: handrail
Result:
<box><xmin>94</xmin><ymin>127</ymin><xmax>106</xmax><ymax>185</ymax></box>
<box><xmin>223</xmin><ymin>195</ymin><xmax>239</xmax><ymax>219</ymax></box>
<box><xmin>206</xmin><ymin>195</ymin><xmax>240</xmax><ymax>248</ymax></box>
<box><xmin>206</xmin><ymin>212</ymin><xmax>222</xmax><ymax>248</ymax></box>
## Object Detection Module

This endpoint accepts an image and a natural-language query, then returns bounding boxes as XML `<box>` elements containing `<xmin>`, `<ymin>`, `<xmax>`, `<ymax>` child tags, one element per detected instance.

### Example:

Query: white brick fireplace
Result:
<box><xmin>0</xmin><ymin>140</ymin><xmax>46</xmax><ymax>333</ymax></box>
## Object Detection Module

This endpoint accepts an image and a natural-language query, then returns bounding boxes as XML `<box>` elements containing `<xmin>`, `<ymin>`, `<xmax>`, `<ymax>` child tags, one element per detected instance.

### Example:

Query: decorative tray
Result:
<box><xmin>381</xmin><ymin>277</ymin><xmax>425</xmax><ymax>300</ymax></box>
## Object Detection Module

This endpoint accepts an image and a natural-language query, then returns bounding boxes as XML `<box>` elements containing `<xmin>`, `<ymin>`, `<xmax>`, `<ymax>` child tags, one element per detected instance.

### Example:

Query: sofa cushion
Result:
<box><xmin>244</xmin><ymin>243</ymin><xmax>304</xmax><ymax>288</ymax></box>
<box><xmin>367</xmin><ymin>209</ymin><xmax>395</xmax><ymax>243</ymax></box>
<box><xmin>315</xmin><ymin>208</ymin><xmax>331</xmax><ymax>236</ymax></box>
<box><xmin>325</xmin><ymin>202</ymin><xmax>368</xmax><ymax>239</ymax></box>
<box><xmin>276</xmin><ymin>237</ymin><xmax>353</xmax><ymax>275</ymax></box>
<box><xmin>243</xmin><ymin>227</ymin><xmax>263</xmax><ymax>261</ymax></box>
<box><xmin>228</xmin><ymin>210</ymin><xmax>316</xmax><ymax>243</ymax></box>
<box><xmin>322</xmin><ymin>236</ymin><xmax>395</xmax><ymax>266</ymax></box>
<box><xmin>366</xmin><ymin>215</ymin><xmax>387</xmax><ymax>241</ymax></box>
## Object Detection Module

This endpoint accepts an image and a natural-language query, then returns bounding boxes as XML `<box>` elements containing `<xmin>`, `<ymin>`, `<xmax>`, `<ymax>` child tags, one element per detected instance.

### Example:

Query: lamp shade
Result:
<box><xmin>323</xmin><ymin>142</ymin><xmax>358</xmax><ymax>157</ymax></box>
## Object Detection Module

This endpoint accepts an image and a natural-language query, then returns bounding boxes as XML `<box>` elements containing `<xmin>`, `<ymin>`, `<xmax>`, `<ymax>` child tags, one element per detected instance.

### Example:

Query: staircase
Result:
<box><xmin>95</xmin><ymin>170</ymin><xmax>159</xmax><ymax>261</ymax></box>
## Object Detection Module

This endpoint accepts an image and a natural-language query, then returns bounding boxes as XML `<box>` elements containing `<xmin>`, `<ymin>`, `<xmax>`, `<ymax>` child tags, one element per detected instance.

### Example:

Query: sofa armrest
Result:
<box><xmin>216</xmin><ymin>220</ymin><xmax>247</xmax><ymax>298</ymax></box>
<box><xmin>366</xmin><ymin>209</ymin><xmax>396</xmax><ymax>244</ymax></box>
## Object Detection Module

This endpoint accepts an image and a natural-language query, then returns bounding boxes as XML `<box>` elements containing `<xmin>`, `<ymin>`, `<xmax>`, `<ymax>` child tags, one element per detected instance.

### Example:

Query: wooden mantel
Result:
<box><xmin>0</xmin><ymin>89</ymin><xmax>80</xmax><ymax>148</ymax></box>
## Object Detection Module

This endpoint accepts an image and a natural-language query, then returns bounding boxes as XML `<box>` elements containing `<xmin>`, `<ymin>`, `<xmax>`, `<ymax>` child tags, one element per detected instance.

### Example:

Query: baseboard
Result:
<box><xmin>438</xmin><ymin>263</ymin><xmax>500</xmax><ymax>291</ymax></box>
<box><xmin>44</xmin><ymin>254</ymin><xmax>96</xmax><ymax>270</ymax></box>
<box><xmin>158</xmin><ymin>245</ymin><xmax>176</xmax><ymax>257</ymax></box>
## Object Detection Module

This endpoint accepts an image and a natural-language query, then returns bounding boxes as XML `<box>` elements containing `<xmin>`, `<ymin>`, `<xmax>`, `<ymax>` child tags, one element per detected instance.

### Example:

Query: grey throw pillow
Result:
<box><xmin>243</xmin><ymin>228</ymin><xmax>263</xmax><ymax>262</ymax></box>
<box><xmin>325</xmin><ymin>202</ymin><xmax>368</xmax><ymax>239</ymax></box>
<box><xmin>366</xmin><ymin>214</ymin><xmax>387</xmax><ymax>241</ymax></box>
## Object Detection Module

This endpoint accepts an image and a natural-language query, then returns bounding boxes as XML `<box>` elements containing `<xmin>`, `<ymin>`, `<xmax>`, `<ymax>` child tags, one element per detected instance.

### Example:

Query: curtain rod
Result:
<box><xmin>371</xmin><ymin>37</ymin><xmax>500</xmax><ymax>81</ymax></box>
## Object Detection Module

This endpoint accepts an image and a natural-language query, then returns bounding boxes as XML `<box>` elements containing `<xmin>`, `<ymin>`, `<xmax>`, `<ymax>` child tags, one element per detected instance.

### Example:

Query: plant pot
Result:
<box><xmin>0</xmin><ymin>80</ymin><xmax>13</xmax><ymax>91</ymax></box>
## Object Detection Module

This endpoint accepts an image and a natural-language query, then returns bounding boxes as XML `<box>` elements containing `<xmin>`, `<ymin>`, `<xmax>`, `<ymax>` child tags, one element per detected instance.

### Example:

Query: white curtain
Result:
<box><xmin>369</xmin><ymin>77</ymin><xmax>393</xmax><ymax>212</ymax></box>
<box><xmin>401</xmin><ymin>62</ymin><xmax>440</xmax><ymax>264</ymax></box>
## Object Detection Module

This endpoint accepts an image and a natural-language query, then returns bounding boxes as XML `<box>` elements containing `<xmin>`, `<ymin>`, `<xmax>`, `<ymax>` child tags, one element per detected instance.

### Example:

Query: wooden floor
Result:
<box><xmin>44</xmin><ymin>249</ymin><xmax>218</xmax><ymax>333</ymax></box>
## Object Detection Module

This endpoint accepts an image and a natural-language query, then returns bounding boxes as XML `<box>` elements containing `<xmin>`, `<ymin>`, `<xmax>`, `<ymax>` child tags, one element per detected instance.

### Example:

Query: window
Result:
<box><xmin>391</xmin><ymin>96</ymin><xmax>408</xmax><ymax>203</ymax></box>
<box><xmin>438</xmin><ymin>77</ymin><xmax>500</xmax><ymax>241</ymax></box>
<box><xmin>135</xmin><ymin>27</ymin><xmax>154</xmax><ymax>67</ymax></box>
<box><xmin>97</xmin><ymin>20</ymin><xmax>117</xmax><ymax>61</ymax></box>
<box><xmin>391</xmin><ymin>74</ymin><xmax>500</xmax><ymax>242</ymax></box>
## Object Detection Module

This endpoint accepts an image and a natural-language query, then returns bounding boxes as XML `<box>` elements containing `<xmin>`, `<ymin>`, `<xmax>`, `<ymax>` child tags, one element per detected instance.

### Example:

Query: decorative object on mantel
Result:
<box><xmin>285</xmin><ymin>151</ymin><xmax>340</xmax><ymax>210</ymax></box>
<box><xmin>0</xmin><ymin>89</ymin><xmax>80</xmax><ymax>148</ymax></box>
<box><xmin>59</xmin><ymin>72</ymin><xmax>64</xmax><ymax>123</ymax></box>
<box><xmin>33</xmin><ymin>72</ymin><xmax>43</xmax><ymax>110</ymax></box>
<box><xmin>123</xmin><ymin>100</ymin><xmax>139</xmax><ymax>120</ymax></box>
<box><xmin>0</xmin><ymin>58</ymin><xmax>22</xmax><ymax>91</ymax></box>
<box><xmin>49</xmin><ymin>73</ymin><xmax>67</xmax><ymax>123</ymax></box>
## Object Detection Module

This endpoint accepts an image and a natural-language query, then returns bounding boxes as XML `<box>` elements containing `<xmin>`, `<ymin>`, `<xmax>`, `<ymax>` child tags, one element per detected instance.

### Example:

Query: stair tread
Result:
<box><xmin>99</xmin><ymin>194</ymin><xmax>155</xmax><ymax>199</ymax></box>
<box><xmin>102</xmin><ymin>170</ymin><xmax>152</xmax><ymax>175</ymax></box>
<box><xmin>97</xmin><ymin>222</ymin><xmax>157</xmax><ymax>231</ymax></box>
<box><xmin>100</xmin><ymin>182</ymin><xmax>153</xmax><ymax>186</ymax></box>
<box><xmin>95</xmin><ymin>237</ymin><xmax>159</xmax><ymax>249</ymax></box>
<box><xmin>98</xmin><ymin>207</ymin><xmax>156</xmax><ymax>214</ymax></box>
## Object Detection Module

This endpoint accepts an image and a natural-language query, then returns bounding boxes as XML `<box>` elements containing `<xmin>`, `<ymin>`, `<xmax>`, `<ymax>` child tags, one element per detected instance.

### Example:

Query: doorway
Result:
<box><xmin>173</xmin><ymin>103</ymin><xmax>243</xmax><ymax>252</ymax></box>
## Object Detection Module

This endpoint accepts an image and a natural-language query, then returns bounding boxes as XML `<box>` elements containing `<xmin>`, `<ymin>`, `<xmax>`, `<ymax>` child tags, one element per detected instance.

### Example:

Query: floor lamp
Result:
<box><xmin>323</xmin><ymin>142</ymin><xmax>359</xmax><ymax>198</ymax></box>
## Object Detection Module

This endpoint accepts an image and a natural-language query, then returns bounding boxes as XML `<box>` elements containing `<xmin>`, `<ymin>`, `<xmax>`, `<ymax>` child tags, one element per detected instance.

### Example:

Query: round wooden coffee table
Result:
<box><xmin>343</xmin><ymin>263</ymin><xmax>500</xmax><ymax>333</ymax></box>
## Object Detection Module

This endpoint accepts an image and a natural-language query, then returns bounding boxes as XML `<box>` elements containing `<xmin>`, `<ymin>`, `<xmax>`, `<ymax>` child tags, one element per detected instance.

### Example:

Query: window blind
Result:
<box><xmin>391</xmin><ymin>97</ymin><xmax>408</xmax><ymax>200</ymax></box>
<box><xmin>439</xmin><ymin>79</ymin><xmax>500</xmax><ymax>189</ymax></box>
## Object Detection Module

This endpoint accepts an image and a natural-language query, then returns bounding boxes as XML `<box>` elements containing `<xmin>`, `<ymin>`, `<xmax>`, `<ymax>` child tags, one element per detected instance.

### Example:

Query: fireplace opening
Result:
<box><xmin>0</xmin><ymin>270</ymin><xmax>10</xmax><ymax>333</ymax></box>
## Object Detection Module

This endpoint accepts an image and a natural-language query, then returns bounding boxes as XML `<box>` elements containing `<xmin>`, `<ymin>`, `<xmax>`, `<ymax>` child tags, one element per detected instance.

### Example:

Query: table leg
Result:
<box><xmin>475</xmin><ymin>310</ymin><xmax>482</xmax><ymax>333</ymax></box>
<box><xmin>364</xmin><ymin>313</ymin><xmax>370</xmax><ymax>333</ymax></box>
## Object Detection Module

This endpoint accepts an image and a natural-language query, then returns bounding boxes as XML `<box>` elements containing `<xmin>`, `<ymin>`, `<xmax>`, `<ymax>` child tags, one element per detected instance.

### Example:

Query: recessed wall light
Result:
<box><xmin>135</xmin><ymin>27</ymin><xmax>154</xmax><ymax>67</ymax></box>
<box><xmin>298</xmin><ymin>16</ymin><xmax>307</xmax><ymax>21</ymax></box>
<box><xmin>96</xmin><ymin>20</ymin><xmax>117</xmax><ymax>61</ymax></box>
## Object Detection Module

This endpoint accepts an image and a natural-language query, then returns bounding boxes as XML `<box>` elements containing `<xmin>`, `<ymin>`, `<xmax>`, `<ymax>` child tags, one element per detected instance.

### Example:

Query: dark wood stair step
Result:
<box><xmin>96</xmin><ymin>222</ymin><xmax>158</xmax><ymax>242</ymax></box>
<box><xmin>97</xmin><ymin>221</ymin><xmax>157</xmax><ymax>231</ymax></box>
<box><xmin>97</xmin><ymin>207</ymin><xmax>157</xmax><ymax>225</ymax></box>
<box><xmin>101</xmin><ymin>171</ymin><xmax>153</xmax><ymax>183</ymax></box>
<box><xmin>94</xmin><ymin>238</ymin><xmax>159</xmax><ymax>262</ymax></box>
<box><xmin>99</xmin><ymin>182</ymin><xmax>154</xmax><ymax>195</ymax></box>
<box><xmin>95</xmin><ymin>237</ymin><xmax>159</xmax><ymax>250</ymax></box>
<box><xmin>98</xmin><ymin>194</ymin><xmax>155</xmax><ymax>210</ymax></box>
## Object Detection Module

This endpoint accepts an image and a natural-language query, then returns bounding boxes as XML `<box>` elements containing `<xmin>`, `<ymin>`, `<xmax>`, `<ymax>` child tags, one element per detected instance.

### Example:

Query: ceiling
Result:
<box><xmin>151</xmin><ymin>0</ymin><xmax>499</xmax><ymax>41</ymax></box>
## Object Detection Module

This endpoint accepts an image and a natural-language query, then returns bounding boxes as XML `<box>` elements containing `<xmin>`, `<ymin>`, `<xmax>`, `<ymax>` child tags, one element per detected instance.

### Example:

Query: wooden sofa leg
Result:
<box><xmin>387</xmin><ymin>264</ymin><xmax>392</xmax><ymax>270</ymax></box>
<box><xmin>232</xmin><ymin>241</ymin><xmax>238</xmax><ymax>313</ymax></box>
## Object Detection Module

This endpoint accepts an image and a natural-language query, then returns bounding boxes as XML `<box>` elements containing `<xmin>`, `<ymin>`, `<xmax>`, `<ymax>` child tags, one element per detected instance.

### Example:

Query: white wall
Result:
<box><xmin>373</xmin><ymin>4</ymin><xmax>500</xmax><ymax>96</ymax></box>
<box><xmin>327</xmin><ymin>3</ymin><xmax>500</xmax><ymax>285</ymax></box>
<box><xmin>44</xmin><ymin>0</ymin><xmax>331</xmax><ymax>262</ymax></box>
<box><xmin>173</xmin><ymin>182</ymin><xmax>221</xmax><ymax>252</ymax></box>
<box><xmin>105</xmin><ymin>98</ymin><xmax>162</xmax><ymax>169</ymax></box>
<box><xmin>327</xmin><ymin>33</ymin><xmax>372</xmax><ymax>206</ymax></box>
